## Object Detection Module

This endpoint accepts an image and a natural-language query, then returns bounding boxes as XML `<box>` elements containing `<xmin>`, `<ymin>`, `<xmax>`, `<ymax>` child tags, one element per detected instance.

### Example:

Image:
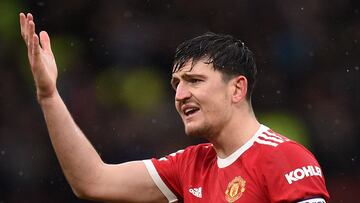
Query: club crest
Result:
<box><xmin>225</xmin><ymin>176</ymin><xmax>246</xmax><ymax>202</ymax></box>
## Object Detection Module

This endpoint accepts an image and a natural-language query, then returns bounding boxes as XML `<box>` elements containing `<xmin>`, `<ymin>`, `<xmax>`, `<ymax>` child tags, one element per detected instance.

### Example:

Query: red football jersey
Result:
<box><xmin>144</xmin><ymin>125</ymin><xmax>330</xmax><ymax>202</ymax></box>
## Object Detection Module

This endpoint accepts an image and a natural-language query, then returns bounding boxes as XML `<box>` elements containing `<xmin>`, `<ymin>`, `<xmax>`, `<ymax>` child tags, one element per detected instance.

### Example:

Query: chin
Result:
<box><xmin>184</xmin><ymin>123</ymin><xmax>212</xmax><ymax>138</ymax></box>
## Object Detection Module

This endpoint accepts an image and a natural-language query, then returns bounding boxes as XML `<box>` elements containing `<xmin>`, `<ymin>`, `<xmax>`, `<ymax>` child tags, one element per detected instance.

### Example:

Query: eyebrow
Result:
<box><xmin>170</xmin><ymin>73</ymin><xmax>206</xmax><ymax>87</ymax></box>
<box><xmin>171</xmin><ymin>73</ymin><xmax>205</xmax><ymax>83</ymax></box>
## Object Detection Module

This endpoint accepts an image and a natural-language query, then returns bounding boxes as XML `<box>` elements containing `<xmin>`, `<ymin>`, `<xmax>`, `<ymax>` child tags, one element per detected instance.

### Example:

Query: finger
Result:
<box><xmin>26</xmin><ymin>13</ymin><xmax>34</xmax><ymax>41</ymax></box>
<box><xmin>30</xmin><ymin>34</ymin><xmax>41</xmax><ymax>69</ymax></box>
<box><xmin>26</xmin><ymin>14</ymin><xmax>34</xmax><ymax>40</ymax></box>
<box><xmin>19</xmin><ymin>13</ymin><xmax>26</xmax><ymax>39</ymax></box>
<box><xmin>27</xmin><ymin>13</ymin><xmax>33</xmax><ymax>22</ymax></box>
<box><xmin>20</xmin><ymin>13</ymin><xmax>30</xmax><ymax>43</ymax></box>
<box><xmin>39</xmin><ymin>31</ymin><xmax>52</xmax><ymax>53</ymax></box>
<box><xmin>28</xmin><ymin>20</ymin><xmax>36</xmax><ymax>47</ymax></box>
<box><xmin>32</xmin><ymin>34</ymin><xmax>41</xmax><ymax>56</ymax></box>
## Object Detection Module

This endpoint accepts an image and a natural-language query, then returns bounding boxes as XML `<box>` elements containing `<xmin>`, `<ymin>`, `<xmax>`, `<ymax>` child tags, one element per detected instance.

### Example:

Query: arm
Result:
<box><xmin>19</xmin><ymin>13</ymin><xmax>168</xmax><ymax>203</ymax></box>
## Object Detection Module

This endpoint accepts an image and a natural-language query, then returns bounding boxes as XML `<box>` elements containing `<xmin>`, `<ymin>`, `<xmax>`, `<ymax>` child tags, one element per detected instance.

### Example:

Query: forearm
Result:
<box><xmin>39</xmin><ymin>91</ymin><xmax>103</xmax><ymax>193</ymax></box>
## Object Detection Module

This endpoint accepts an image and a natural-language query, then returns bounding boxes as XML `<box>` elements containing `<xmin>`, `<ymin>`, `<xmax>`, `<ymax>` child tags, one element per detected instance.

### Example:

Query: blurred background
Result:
<box><xmin>0</xmin><ymin>0</ymin><xmax>359</xmax><ymax>202</ymax></box>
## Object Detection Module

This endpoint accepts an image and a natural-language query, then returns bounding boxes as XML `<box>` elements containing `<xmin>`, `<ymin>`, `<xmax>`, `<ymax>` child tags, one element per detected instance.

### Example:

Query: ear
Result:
<box><xmin>232</xmin><ymin>75</ymin><xmax>248</xmax><ymax>103</ymax></box>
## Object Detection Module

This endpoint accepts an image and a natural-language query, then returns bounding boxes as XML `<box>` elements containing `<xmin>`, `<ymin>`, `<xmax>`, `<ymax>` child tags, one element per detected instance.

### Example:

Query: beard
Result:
<box><xmin>184</xmin><ymin>121</ymin><xmax>214</xmax><ymax>139</ymax></box>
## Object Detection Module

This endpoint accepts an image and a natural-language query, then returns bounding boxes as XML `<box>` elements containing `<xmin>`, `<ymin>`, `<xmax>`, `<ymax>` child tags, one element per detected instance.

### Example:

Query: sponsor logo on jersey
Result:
<box><xmin>189</xmin><ymin>187</ymin><xmax>202</xmax><ymax>198</ymax></box>
<box><xmin>285</xmin><ymin>165</ymin><xmax>322</xmax><ymax>184</ymax></box>
<box><xmin>225</xmin><ymin>176</ymin><xmax>246</xmax><ymax>202</ymax></box>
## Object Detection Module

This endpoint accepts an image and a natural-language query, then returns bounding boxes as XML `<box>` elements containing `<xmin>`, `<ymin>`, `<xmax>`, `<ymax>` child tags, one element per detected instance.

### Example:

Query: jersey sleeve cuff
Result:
<box><xmin>143</xmin><ymin>159</ymin><xmax>178</xmax><ymax>203</ymax></box>
<box><xmin>296</xmin><ymin>197</ymin><xmax>326</xmax><ymax>203</ymax></box>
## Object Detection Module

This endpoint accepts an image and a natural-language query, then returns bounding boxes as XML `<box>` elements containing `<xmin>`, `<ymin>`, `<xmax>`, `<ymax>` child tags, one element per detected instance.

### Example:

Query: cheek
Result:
<box><xmin>175</xmin><ymin>101</ymin><xmax>181</xmax><ymax>113</ymax></box>
<box><xmin>202</xmin><ymin>101</ymin><xmax>223</xmax><ymax>118</ymax></box>
<box><xmin>204</xmin><ymin>94</ymin><xmax>231</xmax><ymax>118</ymax></box>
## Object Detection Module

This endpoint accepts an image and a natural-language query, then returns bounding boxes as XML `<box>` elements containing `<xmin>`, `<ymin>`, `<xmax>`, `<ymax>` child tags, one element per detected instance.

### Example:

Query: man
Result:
<box><xmin>20</xmin><ymin>12</ymin><xmax>329</xmax><ymax>202</ymax></box>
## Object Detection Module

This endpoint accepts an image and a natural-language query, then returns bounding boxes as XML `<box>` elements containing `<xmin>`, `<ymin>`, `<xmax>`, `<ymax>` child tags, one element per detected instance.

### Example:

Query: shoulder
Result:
<box><xmin>179</xmin><ymin>143</ymin><xmax>215</xmax><ymax>162</ymax></box>
<box><xmin>254</xmin><ymin>126</ymin><xmax>317</xmax><ymax>163</ymax></box>
<box><xmin>256</xmin><ymin>126</ymin><xmax>325</xmax><ymax>185</ymax></box>
<box><xmin>187</xmin><ymin>143</ymin><xmax>214</xmax><ymax>154</ymax></box>
<box><xmin>254</xmin><ymin>125</ymin><xmax>324</xmax><ymax>183</ymax></box>
<box><xmin>255</xmin><ymin>126</ymin><xmax>329</xmax><ymax>201</ymax></box>
<box><xmin>171</xmin><ymin>143</ymin><xmax>213</xmax><ymax>155</ymax></box>
<box><xmin>157</xmin><ymin>143</ymin><xmax>214</xmax><ymax>163</ymax></box>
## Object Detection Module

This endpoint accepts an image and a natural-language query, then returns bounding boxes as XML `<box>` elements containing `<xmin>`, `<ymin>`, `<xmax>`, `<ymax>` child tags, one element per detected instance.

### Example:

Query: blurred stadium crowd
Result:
<box><xmin>0</xmin><ymin>0</ymin><xmax>359</xmax><ymax>202</ymax></box>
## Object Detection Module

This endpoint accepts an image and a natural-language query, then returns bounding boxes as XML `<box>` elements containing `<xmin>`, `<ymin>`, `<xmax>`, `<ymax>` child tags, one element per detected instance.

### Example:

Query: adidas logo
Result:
<box><xmin>189</xmin><ymin>187</ymin><xmax>202</xmax><ymax>198</ymax></box>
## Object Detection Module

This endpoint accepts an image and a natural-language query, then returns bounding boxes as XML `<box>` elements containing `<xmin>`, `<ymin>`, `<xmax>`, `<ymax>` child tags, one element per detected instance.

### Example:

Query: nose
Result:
<box><xmin>175</xmin><ymin>82</ymin><xmax>191</xmax><ymax>102</ymax></box>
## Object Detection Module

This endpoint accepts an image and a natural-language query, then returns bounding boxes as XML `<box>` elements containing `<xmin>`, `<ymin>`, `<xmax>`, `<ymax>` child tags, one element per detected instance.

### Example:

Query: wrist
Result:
<box><xmin>37</xmin><ymin>90</ymin><xmax>60</xmax><ymax>106</ymax></box>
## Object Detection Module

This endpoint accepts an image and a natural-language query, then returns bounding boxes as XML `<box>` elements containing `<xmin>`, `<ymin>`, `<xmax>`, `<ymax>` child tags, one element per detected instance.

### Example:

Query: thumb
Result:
<box><xmin>39</xmin><ymin>31</ymin><xmax>52</xmax><ymax>53</ymax></box>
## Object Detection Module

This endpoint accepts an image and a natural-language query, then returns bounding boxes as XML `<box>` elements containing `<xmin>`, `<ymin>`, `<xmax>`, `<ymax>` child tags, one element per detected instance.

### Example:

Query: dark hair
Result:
<box><xmin>173</xmin><ymin>32</ymin><xmax>257</xmax><ymax>101</ymax></box>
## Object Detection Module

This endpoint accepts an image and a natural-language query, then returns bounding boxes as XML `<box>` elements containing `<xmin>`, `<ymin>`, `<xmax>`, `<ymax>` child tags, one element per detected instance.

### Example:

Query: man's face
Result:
<box><xmin>171</xmin><ymin>60</ymin><xmax>233</xmax><ymax>138</ymax></box>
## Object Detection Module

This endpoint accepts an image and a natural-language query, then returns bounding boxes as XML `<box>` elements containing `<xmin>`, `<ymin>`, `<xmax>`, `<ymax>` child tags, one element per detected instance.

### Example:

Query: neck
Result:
<box><xmin>208</xmin><ymin>107</ymin><xmax>260</xmax><ymax>159</ymax></box>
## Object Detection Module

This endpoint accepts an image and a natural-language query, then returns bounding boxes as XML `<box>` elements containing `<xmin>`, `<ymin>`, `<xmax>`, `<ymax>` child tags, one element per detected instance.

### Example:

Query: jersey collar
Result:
<box><xmin>217</xmin><ymin>124</ymin><xmax>268</xmax><ymax>168</ymax></box>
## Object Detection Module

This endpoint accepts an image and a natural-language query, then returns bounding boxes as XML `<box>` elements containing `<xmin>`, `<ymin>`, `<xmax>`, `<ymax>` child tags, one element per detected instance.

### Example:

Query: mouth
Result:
<box><xmin>183</xmin><ymin>106</ymin><xmax>200</xmax><ymax>117</ymax></box>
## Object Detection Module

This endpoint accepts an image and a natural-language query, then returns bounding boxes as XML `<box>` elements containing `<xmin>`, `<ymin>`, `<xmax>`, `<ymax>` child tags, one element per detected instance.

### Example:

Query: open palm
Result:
<box><xmin>20</xmin><ymin>13</ymin><xmax>58</xmax><ymax>100</ymax></box>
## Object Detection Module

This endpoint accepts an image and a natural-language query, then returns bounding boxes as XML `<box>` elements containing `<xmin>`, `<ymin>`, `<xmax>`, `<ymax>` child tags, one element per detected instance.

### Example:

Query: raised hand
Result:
<box><xmin>19</xmin><ymin>13</ymin><xmax>58</xmax><ymax>100</ymax></box>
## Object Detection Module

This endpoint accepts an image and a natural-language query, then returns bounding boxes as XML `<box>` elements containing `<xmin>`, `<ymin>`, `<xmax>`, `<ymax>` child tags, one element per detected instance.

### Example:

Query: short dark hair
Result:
<box><xmin>173</xmin><ymin>32</ymin><xmax>257</xmax><ymax>101</ymax></box>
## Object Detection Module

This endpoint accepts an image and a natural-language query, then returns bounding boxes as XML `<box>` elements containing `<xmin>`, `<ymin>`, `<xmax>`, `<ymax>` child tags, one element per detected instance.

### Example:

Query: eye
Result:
<box><xmin>189</xmin><ymin>78</ymin><xmax>202</xmax><ymax>84</ymax></box>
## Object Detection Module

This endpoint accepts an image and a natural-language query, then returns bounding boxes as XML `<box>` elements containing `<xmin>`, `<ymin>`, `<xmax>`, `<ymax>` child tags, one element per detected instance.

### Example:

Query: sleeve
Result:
<box><xmin>143</xmin><ymin>148</ymin><xmax>191</xmax><ymax>203</ymax></box>
<box><xmin>260</xmin><ymin>141</ymin><xmax>330</xmax><ymax>203</ymax></box>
